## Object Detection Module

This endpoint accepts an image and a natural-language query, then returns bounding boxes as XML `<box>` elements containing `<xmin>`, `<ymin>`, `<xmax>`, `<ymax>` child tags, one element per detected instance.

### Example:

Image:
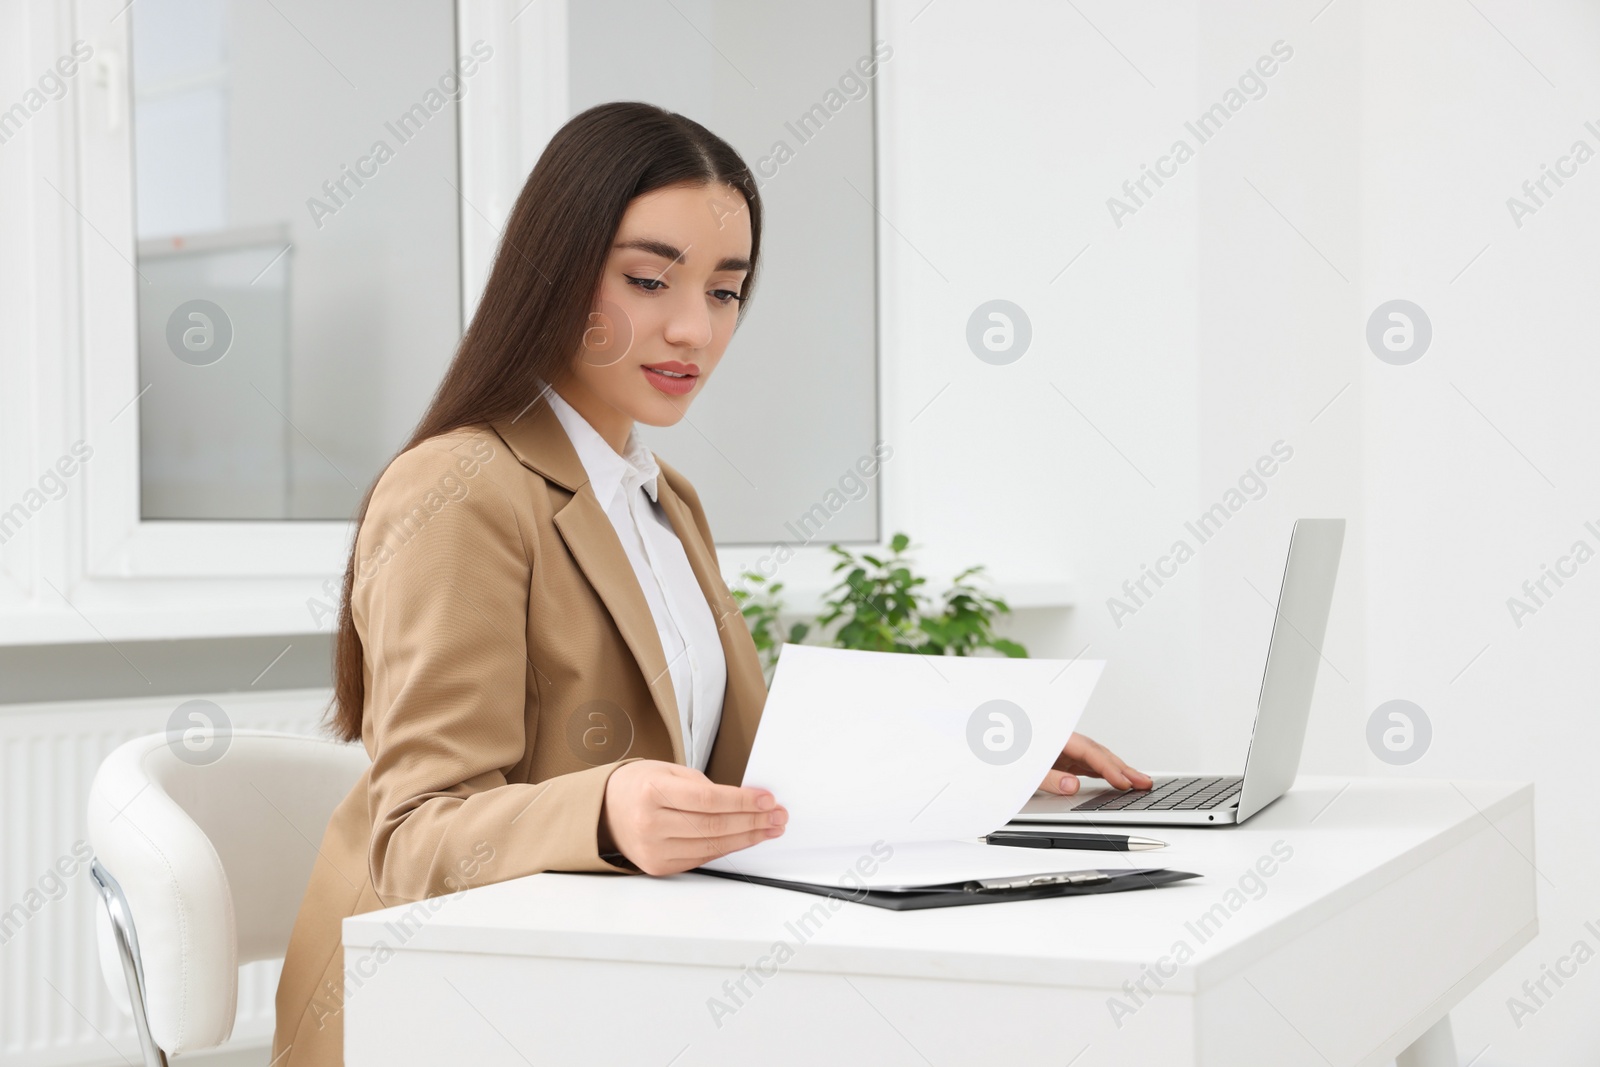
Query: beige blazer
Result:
<box><xmin>271</xmin><ymin>395</ymin><xmax>769</xmax><ymax>1067</ymax></box>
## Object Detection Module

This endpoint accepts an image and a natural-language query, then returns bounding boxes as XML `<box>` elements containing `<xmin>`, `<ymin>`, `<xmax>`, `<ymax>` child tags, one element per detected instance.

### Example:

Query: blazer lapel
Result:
<box><xmin>652</xmin><ymin>476</ymin><xmax>767</xmax><ymax>787</ymax></box>
<box><xmin>491</xmin><ymin>398</ymin><xmax>685</xmax><ymax>765</ymax></box>
<box><xmin>489</xmin><ymin>391</ymin><xmax>767</xmax><ymax>784</ymax></box>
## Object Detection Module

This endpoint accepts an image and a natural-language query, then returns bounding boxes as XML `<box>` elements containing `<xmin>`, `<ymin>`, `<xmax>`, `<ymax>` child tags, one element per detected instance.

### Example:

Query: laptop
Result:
<box><xmin>1012</xmin><ymin>518</ymin><xmax>1345</xmax><ymax>827</ymax></box>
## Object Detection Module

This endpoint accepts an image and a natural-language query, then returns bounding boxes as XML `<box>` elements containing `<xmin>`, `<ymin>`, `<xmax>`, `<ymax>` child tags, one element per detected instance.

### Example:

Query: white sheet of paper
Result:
<box><xmin>700</xmin><ymin>838</ymin><xmax>1185</xmax><ymax>890</ymax></box>
<box><xmin>699</xmin><ymin>644</ymin><xmax>1105</xmax><ymax>883</ymax></box>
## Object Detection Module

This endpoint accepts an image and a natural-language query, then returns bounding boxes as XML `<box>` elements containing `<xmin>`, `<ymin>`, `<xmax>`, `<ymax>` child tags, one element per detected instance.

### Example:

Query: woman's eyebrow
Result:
<box><xmin>614</xmin><ymin>237</ymin><xmax>750</xmax><ymax>273</ymax></box>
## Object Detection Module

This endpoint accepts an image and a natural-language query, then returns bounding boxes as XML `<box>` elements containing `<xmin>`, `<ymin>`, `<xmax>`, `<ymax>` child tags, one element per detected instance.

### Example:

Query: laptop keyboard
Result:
<box><xmin>1069</xmin><ymin>775</ymin><xmax>1243</xmax><ymax>812</ymax></box>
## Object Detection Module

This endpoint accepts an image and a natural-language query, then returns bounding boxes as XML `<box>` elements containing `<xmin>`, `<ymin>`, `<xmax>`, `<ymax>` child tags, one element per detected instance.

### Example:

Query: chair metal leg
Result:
<box><xmin>89</xmin><ymin>859</ymin><xmax>170</xmax><ymax>1067</ymax></box>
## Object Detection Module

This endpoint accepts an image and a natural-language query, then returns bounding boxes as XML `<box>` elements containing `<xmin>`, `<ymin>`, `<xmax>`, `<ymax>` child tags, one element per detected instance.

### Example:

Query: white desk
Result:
<box><xmin>343</xmin><ymin>777</ymin><xmax>1535</xmax><ymax>1066</ymax></box>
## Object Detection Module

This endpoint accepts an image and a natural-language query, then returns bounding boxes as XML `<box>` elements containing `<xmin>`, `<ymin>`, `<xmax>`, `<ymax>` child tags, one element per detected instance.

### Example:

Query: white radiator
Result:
<box><xmin>0</xmin><ymin>689</ymin><xmax>335</xmax><ymax>1066</ymax></box>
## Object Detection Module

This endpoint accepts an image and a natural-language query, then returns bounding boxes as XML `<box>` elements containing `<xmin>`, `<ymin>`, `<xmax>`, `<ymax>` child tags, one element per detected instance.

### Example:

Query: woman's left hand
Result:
<box><xmin>1038</xmin><ymin>732</ymin><xmax>1154</xmax><ymax>795</ymax></box>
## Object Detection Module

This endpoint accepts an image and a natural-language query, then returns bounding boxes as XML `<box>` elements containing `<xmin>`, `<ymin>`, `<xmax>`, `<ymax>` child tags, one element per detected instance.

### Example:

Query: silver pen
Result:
<box><xmin>963</xmin><ymin>869</ymin><xmax>1112</xmax><ymax>893</ymax></box>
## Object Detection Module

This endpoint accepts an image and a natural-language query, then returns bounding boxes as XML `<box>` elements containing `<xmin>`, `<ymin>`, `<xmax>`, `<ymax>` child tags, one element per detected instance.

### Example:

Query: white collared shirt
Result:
<box><xmin>540</xmin><ymin>384</ymin><xmax>727</xmax><ymax>772</ymax></box>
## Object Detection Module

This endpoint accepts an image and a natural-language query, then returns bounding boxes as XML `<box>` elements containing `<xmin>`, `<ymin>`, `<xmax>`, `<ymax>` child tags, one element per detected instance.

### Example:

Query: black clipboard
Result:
<box><xmin>693</xmin><ymin>866</ymin><xmax>1199</xmax><ymax>910</ymax></box>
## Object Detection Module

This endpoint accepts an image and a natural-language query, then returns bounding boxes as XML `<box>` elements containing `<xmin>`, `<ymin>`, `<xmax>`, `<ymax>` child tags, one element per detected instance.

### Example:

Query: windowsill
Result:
<box><xmin>730</xmin><ymin>578</ymin><xmax>1077</xmax><ymax>622</ymax></box>
<box><xmin>0</xmin><ymin>577</ymin><xmax>1075</xmax><ymax>646</ymax></box>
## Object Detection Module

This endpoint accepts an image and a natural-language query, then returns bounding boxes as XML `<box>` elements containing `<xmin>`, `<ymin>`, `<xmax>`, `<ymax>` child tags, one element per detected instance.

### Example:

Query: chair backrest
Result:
<box><xmin>87</xmin><ymin>729</ymin><xmax>370</xmax><ymax>1053</ymax></box>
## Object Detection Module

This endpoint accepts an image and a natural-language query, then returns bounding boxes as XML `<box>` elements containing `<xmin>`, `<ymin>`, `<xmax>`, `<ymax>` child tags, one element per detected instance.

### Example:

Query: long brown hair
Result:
<box><xmin>324</xmin><ymin>101</ymin><xmax>764</xmax><ymax>743</ymax></box>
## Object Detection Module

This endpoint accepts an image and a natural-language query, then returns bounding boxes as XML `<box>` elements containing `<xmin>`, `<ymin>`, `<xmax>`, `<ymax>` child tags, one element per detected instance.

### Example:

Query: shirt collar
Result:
<box><xmin>538</xmin><ymin>381</ymin><xmax>661</xmax><ymax>507</ymax></box>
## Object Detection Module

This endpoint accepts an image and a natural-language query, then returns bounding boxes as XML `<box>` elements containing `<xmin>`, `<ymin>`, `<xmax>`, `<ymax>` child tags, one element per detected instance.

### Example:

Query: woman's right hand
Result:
<box><xmin>600</xmin><ymin>760</ymin><xmax>787</xmax><ymax>876</ymax></box>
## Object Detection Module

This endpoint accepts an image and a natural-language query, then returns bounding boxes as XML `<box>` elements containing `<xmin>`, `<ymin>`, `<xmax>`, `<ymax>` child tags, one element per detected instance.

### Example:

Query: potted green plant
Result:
<box><xmin>731</xmin><ymin>532</ymin><xmax>1026</xmax><ymax>681</ymax></box>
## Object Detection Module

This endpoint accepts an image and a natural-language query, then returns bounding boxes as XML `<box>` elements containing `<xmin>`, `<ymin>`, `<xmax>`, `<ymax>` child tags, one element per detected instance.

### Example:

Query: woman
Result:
<box><xmin>271</xmin><ymin>101</ymin><xmax>1150</xmax><ymax>1066</ymax></box>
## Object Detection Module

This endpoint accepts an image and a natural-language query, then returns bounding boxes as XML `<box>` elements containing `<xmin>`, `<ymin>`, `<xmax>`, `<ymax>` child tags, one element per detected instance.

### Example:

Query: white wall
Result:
<box><xmin>877</xmin><ymin>0</ymin><xmax>1596</xmax><ymax>1062</ymax></box>
<box><xmin>873</xmin><ymin>1</ymin><xmax>1209</xmax><ymax>774</ymax></box>
<box><xmin>1358</xmin><ymin>1</ymin><xmax>1600</xmax><ymax>1061</ymax></box>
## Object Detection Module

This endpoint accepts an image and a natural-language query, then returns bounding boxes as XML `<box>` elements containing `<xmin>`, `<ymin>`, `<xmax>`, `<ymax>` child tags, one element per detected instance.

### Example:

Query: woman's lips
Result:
<box><xmin>642</xmin><ymin>365</ymin><xmax>697</xmax><ymax>396</ymax></box>
<box><xmin>643</xmin><ymin>360</ymin><xmax>699</xmax><ymax>375</ymax></box>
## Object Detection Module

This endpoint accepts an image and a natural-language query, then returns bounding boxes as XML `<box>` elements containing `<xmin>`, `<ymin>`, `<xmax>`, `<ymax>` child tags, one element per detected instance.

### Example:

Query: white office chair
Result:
<box><xmin>86</xmin><ymin>729</ymin><xmax>370</xmax><ymax>1067</ymax></box>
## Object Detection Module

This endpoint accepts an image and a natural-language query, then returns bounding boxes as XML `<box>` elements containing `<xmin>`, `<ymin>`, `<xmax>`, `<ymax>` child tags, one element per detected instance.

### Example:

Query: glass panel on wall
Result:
<box><xmin>130</xmin><ymin>0</ymin><xmax>463</xmax><ymax>519</ymax></box>
<box><xmin>569</xmin><ymin>0</ymin><xmax>882</xmax><ymax>546</ymax></box>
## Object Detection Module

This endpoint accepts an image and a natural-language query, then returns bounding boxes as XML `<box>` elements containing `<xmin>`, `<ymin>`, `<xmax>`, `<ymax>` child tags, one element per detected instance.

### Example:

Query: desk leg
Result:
<box><xmin>1396</xmin><ymin>1014</ymin><xmax>1458</xmax><ymax>1067</ymax></box>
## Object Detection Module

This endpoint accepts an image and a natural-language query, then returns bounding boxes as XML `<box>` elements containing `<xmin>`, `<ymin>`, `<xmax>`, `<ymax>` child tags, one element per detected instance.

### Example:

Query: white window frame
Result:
<box><xmin>0</xmin><ymin>0</ymin><xmax>1063</xmax><ymax>645</ymax></box>
<box><xmin>0</xmin><ymin>0</ymin><xmax>571</xmax><ymax>642</ymax></box>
